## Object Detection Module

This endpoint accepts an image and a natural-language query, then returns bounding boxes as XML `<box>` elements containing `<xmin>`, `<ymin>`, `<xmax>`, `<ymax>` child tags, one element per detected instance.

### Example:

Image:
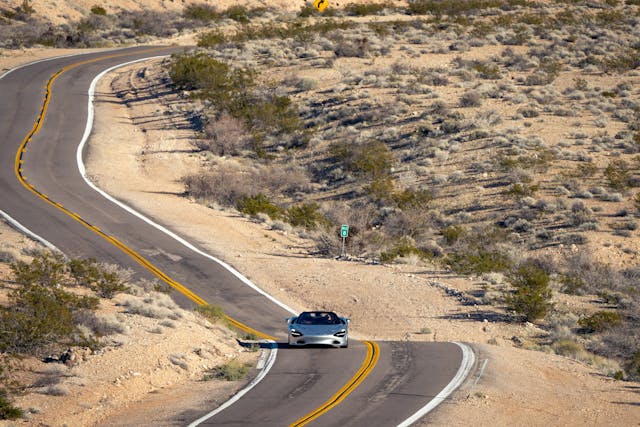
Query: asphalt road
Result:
<box><xmin>0</xmin><ymin>47</ymin><xmax>472</xmax><ymax>426</ymax></box>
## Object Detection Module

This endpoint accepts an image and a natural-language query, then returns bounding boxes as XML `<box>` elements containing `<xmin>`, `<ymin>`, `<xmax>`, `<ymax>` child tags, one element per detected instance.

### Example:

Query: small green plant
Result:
<box><xmin>0</xmin><ymin>389</ymin><xmax>23</xmax><ymax>420</ymax></box>
<box><xmin>365</xmin><ymin>176</ymin><xmax>395</xmax><ymax>202</ymax></box>
<box><xmin>380</xmin><ymin>238</ymin><xmax>429</xmax><ymax>263</ymax></box>
<box><xmin>441</xmin><ymin>225</ymin><xmax>466</xmax><ymax>245</ymax></box>
<box><xmin>344</xmin><ymin>2</ymin><xmax>386</xmax><ymax>16</ymax></box>
<box><xmin>604</xmin><ymin>159</ymin><xmax>631</xmax><ymax>190</ymax></box>
<box><xmin>236</xmin><ymin>194</ymin><xmax>283</xmax><ymax>219</ymax></box>
<box><xmin>392</xmin><ymin>188</ymin><xmax>433</xmax><ymax>210</ymax></box>
<box><xmin>223</xmin><ymin>5</ymin><xmax>249</xmax><ymax>23</ymax></box>
<box><xmin>505</xmin><ymin>260</ymin><xmax>553</xmax><ymax>321</ymax></box>
<box><xmin>558</xmin><ymin>273</ymin><xmax>586</xmax><ymax>295</ymax></box>
<box><xmin>286</xmin><ymin>203</ymin><xmax>327</xmax><ymax>230</ymax></box>
<box><xmin>195</xmin><ymin>304</ymin><xmax>226</xmax><ymax>324</ymax></box>
<box><xmin>184</xmin><ymin>4</ymin><xmax>219</xmax><ymax>21</ymax></box>
<box><xmin>204</xmin><ymin>360</ymin><xmax>251</xmax><ymax>381</ymax></box>
<box><xmin>90</xmin><ymin>5</ymin><xmax>107</xmax><ymax>15</ymax></box>
<box><xmin>578</xmin><ymin>311</ymin><xmax>622</xmax><ymax>333</ymax></box>
<box><xmin>505</xmin><ymin>182</ymin><xmax>539</xmax><ymax>198</ymax></box>
<box><xmin>446</xmin><ymin>249</ymin><xmax>512</xmax><ymax>275</ymax></box>
<box><xmin>69</xmin><ymin>258</ymin><xmax>129</xmax><ymax>298</ymax></box>
<box><xmin>197</xmin><ymin>29</ymin><xmax>227</xmax><ymax>47</ymax></box>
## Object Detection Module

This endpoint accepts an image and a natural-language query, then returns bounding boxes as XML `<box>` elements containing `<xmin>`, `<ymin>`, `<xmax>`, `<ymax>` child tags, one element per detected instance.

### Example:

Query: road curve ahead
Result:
<box><xmin>0</xmin><ymin>48</ymin><xmax>474</xmax><ymax>426</ymax></box>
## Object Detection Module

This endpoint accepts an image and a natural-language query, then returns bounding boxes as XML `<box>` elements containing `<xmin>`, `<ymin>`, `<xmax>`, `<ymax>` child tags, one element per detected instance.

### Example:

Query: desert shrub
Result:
<box><xmin>169</xmin><ymin>53</ymin><xmax>241</xmax><ymax>94</ymax></box>
<box><xmin>184</xmin><ymin>3</ymin><xmax>219</xmax><ymax>21</ymax></box>
<box><xmin>505</xmin><ymin>182</ymin><xmax>539</xmax><ymax>198</ymax></box>
<box><xmin>344</xmin><ymin>3</ymin><xmax>386</xmax><ymax>16</ymax></box>
<box><xmin>201</xmin><ymin>113</ymin><xmax>252</xmax><ymax>156</ymax></box>
<box><xmin>90</xmin><ymin>5</ymin><xmax>107</xmax><ymax>15</ymax></box>
<box><xmin>558</xmin><ymin>273</ymin><xmax>587</xmax><ymax>295</ymax></box>
<box><xmin>298</xmin><ymin>5</ymin><xmax>318</xmax><ymax>17</ymax></box>
<box><xmin>601</xmin><ymin>48</ymin><xmax>640</xmax><ymax>74</ymax></box>
<box><xmin>365</xmin><ymin>176</ymin><xmax>395</xmax><ymax>201</ymax></box>
<box><xmin>392</xmin><ymin>188</ymin><xmax>433</xmax><ymax>210</ymax></box>
<box><xmin>604</xmin><ymin>159</ymin><xmax>631</xmax><ymax>190</ymax></box>
<box><xmin>380</xmin><ymin>237</ymin><xmax>430</xmax><ymax>263</ymax></box>
<box><xmin>0</xmin><ymin>389</ymin><xmax>23</xmax><ymax>420</ymax></box>
<box><xmin>460</xmin><ymin>90</ymin><xmax>482</xmax><ymax>107</ymax></box>
<box><xmin>447</xmin><ymin>249</ymin><xmax>512</xmax><ymax>275</ymax></box>
<box><xmin>69</xmin><ymin>258</ymin><xmax>129</xmax><ymax>298</ymax></box>
<box><xmin>331</xmin><ymin>140</ymin><xmax>394</xmax><ymax>180</ymax></box>
<box><xmin>182</xmin><ymin>166</ymin><xmax>257</xmax><ymax>207</ymax></box>
<box><xmin>204</xmin><ymin>360</ymin><xmax>250</xmax><ymax>381</ymax></box>
<box><xmin>236</xmin><ymin>194</ymin><xmax>283</xmax><ymax>219</ymax></box>
<box><xmin>286</xmin><ymin>203</ymin><xmax>327</xmax><ymax>230</ymax></box>
<box><xmin>0</xmin><ymin>282</ymin><xmax>98</xmax><ymax>354</ymax></box>
<box><xmin>578</xmin><ymin>311</ymin><xmax>622</xmax><ymax>333</ymax></box>
<box><xmin>10</xmin><ymin>251</ymin><xmax>67</xmax><ymax>287</ymax></box>
<box><xmin>408</xmin><ymin>0</ymin><xmax>503</xmax><ymax>16</ymax></box>
<box><xmin>470</xmin><ymin>60</ymin><xmax>501</xmax><ymax>79</ymax></box>
<box><xmin>223</xmin><ymin>5</ymin><xmax>250</xmax><ymax>23</ymax></box>
<box><xmin>195</xmin><ymin>304</ymin><xmax>226</xmax><ymax>323</ymax></box>
<box><xmin>441</xmin><ymin>225</ymin><xmax>466</xmax><ymax>245</ymax></box>
<box><xmin>505</xmin><ymin>260</ymin><xmax>553</xmax><ymax>321</ymax></box>
<box><xmin>197</xmin><ymin>29</ymin><xmax>227</xmax><ymax>47</ymax></box>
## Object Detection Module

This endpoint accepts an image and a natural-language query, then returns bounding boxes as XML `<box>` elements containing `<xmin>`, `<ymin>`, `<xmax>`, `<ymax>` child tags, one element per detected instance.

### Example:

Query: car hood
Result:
<box><xmin>290</xmin><ymin>324</ymin><xmax>346</xmax><ymax>334</ymax></box>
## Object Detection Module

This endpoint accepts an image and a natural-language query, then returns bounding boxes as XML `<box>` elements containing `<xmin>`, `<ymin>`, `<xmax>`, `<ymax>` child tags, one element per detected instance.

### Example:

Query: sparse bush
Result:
<box><xmin>345</xmin><ymin>3</ymin><xmax>386</xmax><ymax>16</ymax></box>
<box><xmin>90</xmin><ymin>5</ymin><xmax>107</xmax><ymax>16</ymax></box>
<box><xmin>236</xmin><ymin>194</ymin><xmax>283</xmax><ymax>219</ymax></box>
<box><xmin>408</xmin><ymin>0</ymin><xmax>503</xmax><ymax>16</ymax></box>
<box><xmin>69</xmin><ymin>258</ymin><xmax>129</xmax><ymax>298</ymax></box>
<box><xmin>392</xmin><ymin>188</ymin><xmax>433</xmax><ymax>210</ymax></box>
<box><xmin>184</xmin><ymin>3</ymin><xmax>219</xmax><ymax>22</ymax></box>
<box><xmin>204</xmin><ymin>359</ymin><xmax>250</xmax><ymax>381</ymax></box>
<box><xmin>1</xmin><ymin>254</ymin><xmax>100</xmax><ymax>354</ymax></box>
<box><xmin>286</xmin><ymin>203</ymin><xmax>327</xmax><ymax>230</ymax></box>
<box><xmin>447</xmin><ymin>249</ymin><xmax>512</xmax><ymax>275</ymax></box>
<box><xmin>223</xmin><ymin>5</ymin><xmax>250</xmax><ymax>23</ymax></box>
<box><xmin>604</xmin><ymin>159</ymin><xmax>631</xmax><ymax>190</ymax></box>
<box><xmin>505</xmin><ymin>260</ymin><xmax>553</xmax><ymax>321</ymax></box>
<box><xmin>380</xmin><ymin>237</ymin><xmax>430</xmax><ymax>264</ymax></box>
<box><xmin>559</xmin><ymin>273</ymin><xmax>587</xmax><ymax>295</ymax></box>
<box><xmin>0</xmin><ymin>389</ymin><xmax>23</xmax><ymax>420</ymax></box>
<box><xmin>578</xmin><ymin>311</ymin><xmax>622</xmax><ymax>333</ymax></box>
<box><xmin>441</xmin><ymin>225</ymin><xmax>466</xmax><ymax>245</ymax></box>
<box><xmin>195</xmin><ymin>304</ymin><xmax>226</xmax><ymax>324</ymax></box>
<box><xmin>460</xmin><ymin>90</ymin><xmax>482</xmax><ymax>107</ymax></box>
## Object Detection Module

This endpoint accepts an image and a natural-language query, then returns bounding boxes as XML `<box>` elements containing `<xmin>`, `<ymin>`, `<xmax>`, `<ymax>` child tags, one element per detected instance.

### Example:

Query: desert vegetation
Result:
<box><xmin>0</xmin><ymin>248</ymin><xmax>250</xmax><ymax>419</ymax></box>
<box><xmin>151</xmin><ymin>1</ymin><xmax>640</xmax><ymax>379</ymax></box>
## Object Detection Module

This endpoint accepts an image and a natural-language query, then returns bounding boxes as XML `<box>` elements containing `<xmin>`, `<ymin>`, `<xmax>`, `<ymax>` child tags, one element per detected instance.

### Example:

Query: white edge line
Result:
<box><xmin>79</xmin><ymin>55</ymin><xmax>298</xmax><ymax>316</ymax></box>
<box><xmin>0</xmin><ymin>209</ymin><xmax>62</xmax><ymax>254</ymax></box>
<box><xmin>396</xmin><ymin>342</ymin><xmax>476</xmax><ymax>427</ymax></box>
<box><xmin>0</xmin><ymin>48</ymin><xmax>121</xmax><ymax>80</ymax></box>
<box><xmin>187</xmin><ymin>340</ymin><xmax>278</xmax><ymax>427</ymax></box>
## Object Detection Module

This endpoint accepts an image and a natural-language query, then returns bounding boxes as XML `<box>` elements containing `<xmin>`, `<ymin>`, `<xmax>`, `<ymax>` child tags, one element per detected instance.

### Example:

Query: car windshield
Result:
<box><xmin>296</xmin><ymin>312</ymin><xmax>341</xmax><ymax>325</ymax></box>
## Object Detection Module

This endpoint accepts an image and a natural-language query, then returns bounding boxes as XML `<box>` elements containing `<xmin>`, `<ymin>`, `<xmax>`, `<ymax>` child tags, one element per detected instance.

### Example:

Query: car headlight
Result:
<box><xmin>333</xmin><ymin>330</ymin><xmax>347</xmax><ymax>337</ymax></box>
<box><xmin>290</xmin><ymin>329</ymin><xmax>303</xmax><ymax>337</ymax></box>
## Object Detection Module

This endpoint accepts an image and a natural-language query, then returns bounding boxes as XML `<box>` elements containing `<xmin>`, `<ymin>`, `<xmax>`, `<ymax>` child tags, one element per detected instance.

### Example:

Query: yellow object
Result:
<box><xmin>313</xmin><ymin>0</ymin><xmax>329</xmax><ymax>12</ymax></box>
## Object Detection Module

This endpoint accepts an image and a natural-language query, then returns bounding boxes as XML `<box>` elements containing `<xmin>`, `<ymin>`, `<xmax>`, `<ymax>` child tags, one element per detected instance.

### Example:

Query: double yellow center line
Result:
<box><xmin>12</xmin><ymin>49</ymin><xmax>379</xmax><ymax>424</ymax></box>
<box><xmin>290</xmin><ymin>341</ymin><xmax>380</xmax><ymax>426</ymax></box>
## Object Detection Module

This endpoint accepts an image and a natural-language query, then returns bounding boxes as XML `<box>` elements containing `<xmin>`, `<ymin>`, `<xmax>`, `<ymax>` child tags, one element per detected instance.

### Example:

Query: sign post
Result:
<box><xmin>340</xmin><ymin>224</ymin><xmax>349</xmax><ymax>257</ymax></box>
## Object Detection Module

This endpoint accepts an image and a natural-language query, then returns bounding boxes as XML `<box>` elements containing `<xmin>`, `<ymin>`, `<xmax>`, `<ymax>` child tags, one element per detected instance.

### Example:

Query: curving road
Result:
<box><xmin>0</xmin><ymin>47</ymin><xmax>474</xmax><ymax>426</ymax></box>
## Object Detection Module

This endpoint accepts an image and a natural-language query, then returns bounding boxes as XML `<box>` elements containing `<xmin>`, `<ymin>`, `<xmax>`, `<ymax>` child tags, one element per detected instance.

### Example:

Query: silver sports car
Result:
<box><xmin>287</xmin><ymin>311</ymin><xmax>349</xmax><ymax>348</ymax></box>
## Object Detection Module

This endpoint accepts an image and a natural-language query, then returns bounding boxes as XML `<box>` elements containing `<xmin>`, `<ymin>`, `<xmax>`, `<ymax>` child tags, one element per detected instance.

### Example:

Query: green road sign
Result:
<box><xmin>341</xmin><ymin>224</ymin><xmax>349</xmax><ymax>238</ymax></box>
